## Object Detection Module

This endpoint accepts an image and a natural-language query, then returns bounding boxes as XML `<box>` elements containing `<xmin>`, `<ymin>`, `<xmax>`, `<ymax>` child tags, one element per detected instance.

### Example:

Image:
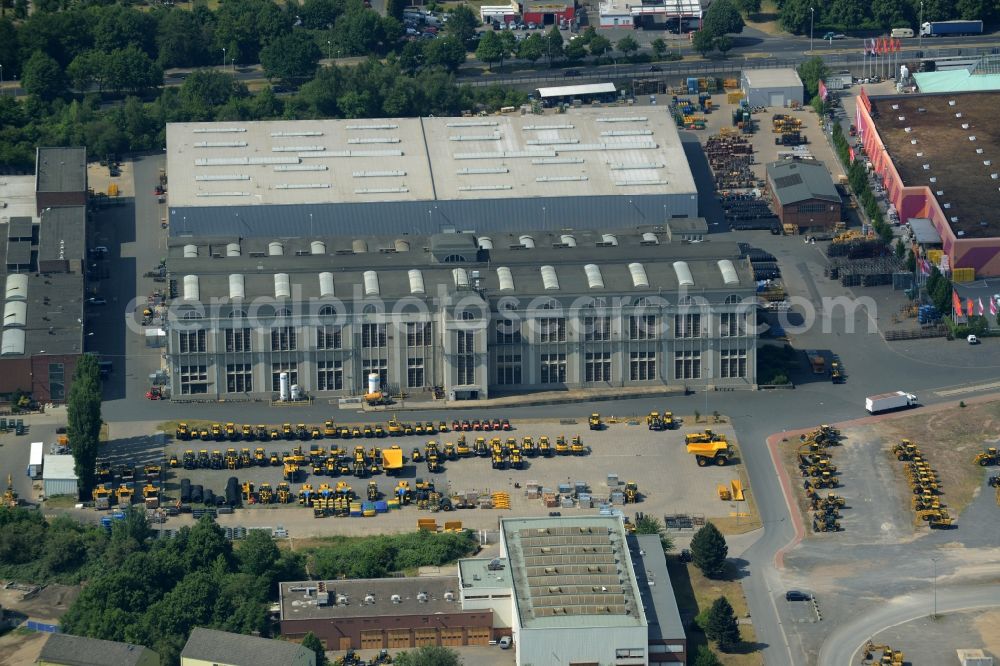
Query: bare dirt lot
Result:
<box><xmin>120</xmin><ymin>416</ymin><xmax>755</xmax><ymax>538</ymax></box>
<box><xmin>0</xmin><ymin>584</ymin><xmax>80</xmax><ymax>666</ymax></box>
<box><xmin>780</xmin><ymin>402</ymin><xmax>1000</xmax><ymax>542</ymax></box>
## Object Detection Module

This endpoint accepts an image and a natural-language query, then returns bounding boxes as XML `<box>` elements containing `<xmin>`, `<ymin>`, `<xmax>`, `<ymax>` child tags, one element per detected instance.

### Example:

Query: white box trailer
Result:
<box><xmin>866</xmin><ymin>391</ymin><xmax>918</xmax><ymax>414</ymax></box>
<box><xmin>28</xmin><ymin>441</ymin><xmax>44</xmax><ymax>479</ymax></box>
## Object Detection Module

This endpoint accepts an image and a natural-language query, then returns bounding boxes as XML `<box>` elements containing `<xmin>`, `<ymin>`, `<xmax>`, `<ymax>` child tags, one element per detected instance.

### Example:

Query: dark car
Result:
<box><xmin>563</xmin><ymin>69</ymin><xmax>580</xmax><ymax>77</ymax></box>
<box><xmin>649</xmin><ymin>64</ymin><xmax>662</xmax><ymax>72</ymax></box>
<box><xmin>785</xmin><ymin>590</ymin><xmax>811</xmax><ymax>601</ymax></box>
<box><xmin>678</xmin><ymin>549</ymin><xmax>692</xmax><ymax>563</ymax></box>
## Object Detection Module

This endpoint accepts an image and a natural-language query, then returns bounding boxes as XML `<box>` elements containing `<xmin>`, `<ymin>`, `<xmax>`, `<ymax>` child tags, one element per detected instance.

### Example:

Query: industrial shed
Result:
<box><xmin>766</xmin><ymin>159</ymin><xmax>842</xmax><ymax>231</ymax></box>
<box><xmin>42</xmin><ymin>454</ymin><xmax>77</xmax><ymax>498</ymax></box>
<box><xmin>164</xmin><ymin>109</ymin><xmax>699</xmax><ymax>238</ymax></box>
<box><xmin>741</xmin><ymin>68</ymin><xmax>805</xmax><ymax>108</ymax></box>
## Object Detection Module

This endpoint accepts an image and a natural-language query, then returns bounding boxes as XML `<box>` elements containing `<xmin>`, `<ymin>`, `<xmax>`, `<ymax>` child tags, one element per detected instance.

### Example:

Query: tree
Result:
<box><xmin>779</xmin><ymin>0</ymin><xmax>813</xmax><ymax>33</ymax></box>
<box><xmin>704</xmin><ymin>596</ymin><xmax>741</xmax><ymax>651</ymax></box>
<box><xmin>588</xmin><ymin>34</ymin><xmax>611</xmax><ymax>58</ymax></box>
<box><xmin>425</xmin><ymin>36</ymin><xmax>467</xmax><ymax>73</ymax></box>
<box><xmin>733</xmin><ymin>0</ymin><xmax>762</xmax><ymax>14</ymax></box>
<box><xmin>260</xmin><ymin>32</ymin><xmax>322</xmax><ymax>82</ymax></box>
<box><xmin>93</xmin><ymin>5</ymin><xmax>157</xmax><ymax>56</ymax></box>
<box><xmin>545</xmin><ymin>26</ymin><xmax>564</xmax><ymax>64</ymax></box>
<box><xmin>393</xmin><ymin>645</ymin><xmax>462</xmax><ymax>666</ymax></box>
<box><xmin>798</xmin><ymin>56</ymin><xmax>829</xmax><ymax>99</ymax></box>
<box><xmin>22</xmin><ymin>52</ymin><xmax>66</xmax><ymax>101</ymax></box>
<box><xmin>299</xmin><ymin>0</ymin><xmax>341</xmax><ymax>29</ymax></box>
<box><xmin>155</xmin><ymin>9</ymin><xmax>211</xmax><ymax>69</ymax></box>
<box><xmin>238</xmin><ymin>529</ymin><xmax>281</xmax><ymax>578</ymax></box>
<box><xmin>716</xmin><ymin>35</ymin><xmax>733</xmax><ymax>54</ymax></box>
<box><xmin>518</xmin><ymin>33</ymin><xmax>545</xmax><ymax>64</ymax></box>
<box><xmin>68</xmin><ymin>51</ymin><xmax>110</xmax><ymax>93</ymax></box>
<box><xmin>826</xmin><ymin>0</ymin><xmax>869</xmax><ymax>29</ymax></box>
<box><xmin>498</xmin><ymin>30</ymin><xmax>517</xmax><ymax>68</ymax></box>
<box><xmin>66</xmin><ymin>355</ymin><xmax>102</xmax><ymax>496</ymax></box>
<box><xmin>565</xmin><ymin>38</ymin><xmax>587</xmax><ymax>61</ymax></box>
<box><xmin>445</xmin><ymin>4</ymin><xmax>480</xmax><ymax>45</ymax></box>
<box><xmin>385</xmin><ymin>0</ymin><xmax>406</xmax><ymax>20</ymax></box>
<box><xmin>399</xmin><ymin>40</ymin><xmax>425</xmax><ymax>74</ymax></box>
<box><xmin>692</xmin><ymin>29</ymin><xmax>716</xmax><ymax>56</ymax></box>
<box><xmin>616</xmin><ymin>34</ymin><xmax>639</xmax><ymax>58</ymax></box>
<box><xmin>871</xmin><ymin>0</ymin><xmax>911</xmax><ymax>28</ymax></box>
<box><xmin>106</xmin><ymin>46</ymin><xmax>163</xmax><ymax>95</ymax></box>
<box><xmin>702</xmin><ymin>0</ymin><xmax>745</xmax><ymax>37</ymax></box>
<box><xmin>634</xmin><ymin>514</ymin><xmax>674</xmax><ymax>553</ymax></box>
<box><xmin>476</xmin><ymin>30</ymin><xmax>503</xmax><ymax>70</ymax></box>
<box><xmin>694</xmin><ymin>645</ymin><xmax>724</xmax><ymax>666</ymax></box>
<box><xmin>690</xmin><ymin>522</ymin><xmax>728</xmax><ymax>578</ymax></box>
<box><xmin>0</xmin><ymin>18</ymin><xmax>19</xmax><ymax>80</ymax></box>
<box><xmin>651</xmin><ymin>37</ymin><xmax>667</xmax><ymax>60</ymax></box>
<box><xmin>301</xmin><ymin>632</ymin><xmax>328</xmax><ymax>666</ymax></box>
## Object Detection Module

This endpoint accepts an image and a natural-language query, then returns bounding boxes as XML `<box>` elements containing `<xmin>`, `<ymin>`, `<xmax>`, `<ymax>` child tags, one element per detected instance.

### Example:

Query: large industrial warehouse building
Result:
<box><xmin>854</xmin><ymin>90</ymin><xmax>1000</xmax><ymax>276</ymax></box>
<box><xmin>163</xmin><ymin>109</ymin><xmax>699</xmax><ymax>237</ymax></box>
<box><xmin>162</xmin><ymin>228</ymin><xmax>757</xmax><ymax>401</ymax></box>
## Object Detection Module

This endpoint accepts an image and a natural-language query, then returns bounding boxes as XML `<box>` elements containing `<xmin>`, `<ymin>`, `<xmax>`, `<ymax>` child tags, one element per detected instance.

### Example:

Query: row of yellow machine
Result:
<box><xmin>795</xmin><ymin>425</ymin><xmax>848</xmax><ymax>533</ymax></box>
<box><xmin>891</xmin><ymin>439</ymin><xmax>953</xmax><ymax>528</ymax></box>
<box><xmin>174</xmin><ymin>417</ymin><xmax>512</xmax><ymax>443</ymax></box>
<box><xmin>861</xmin><ymin>641</ymin><xmax>903</xmax><ymax>665</ymax></box>
<box><xmin>972</xmin><ymin>445</ymin><xmax>1000</xmax><ymax>504</ymax></box>
<box><xmin>171</xmin><ymin>433</ymin><xmax>592</xmax><ymax>482</ymax></box>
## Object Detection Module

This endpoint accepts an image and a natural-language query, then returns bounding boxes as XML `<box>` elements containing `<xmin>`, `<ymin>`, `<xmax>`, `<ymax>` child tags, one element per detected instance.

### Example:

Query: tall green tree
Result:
<box><xmin>797</xmin><ymin>56</ymin><xmax>829</xmax><ymax>99</ymax></box>
<box><xmin>705</xmin><ymin>596</ymin><xmax>741</xmax><ymax>652</ymax></box>
<box><xmin>690</xmin><ymin>522</ymin><xmax>728</xmax><ymax>578</ymax></box>
<box><xmin>826</xmin><ymin>0</ymin><xmax>869</xmax><ymax>29</ymax></box>
<box><xmin>445</xmin><ymin>4</ymin><xmax>480</xmax><ymax>45</ymax></box>
<box><xmin>733</xmin><ymin>0</ymin><xmax>762</xmax><ymax>14</ymax></box>
<box><xmin>301</xmin><ymin>632</ymin><xmax>328</xmax><ymax>666</ymax></box>
<box><xmin>703</xmin><ymin>0</ymin><xmax>745</xmax><ymax>36</ymax></box>
<box><xmin>518</xmin><ymin>33</ymin><xmax>545</xmax><ymax>64</ymax></box>
<box><xmin>545</xmin><ymin>26</ymin><xmax>564</xmax><ymax>64</ymax></box>
<box><xmin>588</xmin><ymin>34</ymin><xmax>611</xmax><ymax>58</ymax></box>
<box><xmin>779</xmin><ymin>0</ymin><xmax>813</xmax><ymax>33</ymax></box>
<box><xmin>692</xmin><ymin>29</ymin><xmax>716</xmax><ymax>56</ymax></box>
<box><xmin>393</xmin><ymin>645</ymin><xmax>462</xmax><ymax>666</ymax></box>
<box><xmin>22</xmin><ymin>51</ymin><xmax>66</xmax><ymax>101</ymax></box>
<box><xmin>651</xmin><ymin>37</ymin><xmax>667</xmax><ymax>60</ymax></box>
<box><xmin>634</xmin><ymin>514</ymin><xmax>674</xmax><ymax>552</ymax></box>
<box><xmin>67</xmin><ymin>354</ymin><xmax>102</xmax><ymax>497</ymax></box>
<box><xmin>565</xmin><ymin>38</ymin><xmax>587</xmax><ymax>61</ymax></box>
<box><xmin>425</xmin><ymin>36</ymin><xmax>467</xmax><ymax>73</ymax></box>
<box><xmin>155</xmin><ymin>9</ymin><xmax>211</xmax><ymax>69</ymax></box>
<box><xmin>385</xmin><ymin>0</ymin><xmax>406</xmax><ymax>21</ymax></box>
<box><xmin>476</xmin><ymin>30</ymin><xmax>503</xmax><ymax>70</ymax></box>
<box><xmin>260</xmin><ymin>32</ymin><xmax>322</xmax><ymax>82</ymax></box>
<box><xmin>616</xmin><ymin>34</ymin><xmax>639</xmax><ymax>58</ymax></box>
<box><xmin>716</xmin><ymin>35</ymin><xmax>733</xmax><ymax>54</ymax></box>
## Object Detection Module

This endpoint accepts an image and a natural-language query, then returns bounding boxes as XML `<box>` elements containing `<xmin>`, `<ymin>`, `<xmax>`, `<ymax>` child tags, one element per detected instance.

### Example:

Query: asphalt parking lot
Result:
<box><xmin>139</xmin><ymin>417</ymin><xmax>748</xmax><ymax>535</ymax></box>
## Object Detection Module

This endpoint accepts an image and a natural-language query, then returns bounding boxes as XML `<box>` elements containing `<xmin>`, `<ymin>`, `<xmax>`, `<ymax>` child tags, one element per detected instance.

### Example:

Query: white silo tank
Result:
<box><xmin>290</xmin><ymin>384</ymin><xmax>302</xmax><ymax>401</ymax></box>
<box><xmin>368</xmin><ymin>373</ymin><xmax>380</xmax><ymax>395</ymax></box>
<box><xmin>279</xmin><ymin>372</ymin><xmax>290</xmax><ymax>401</ymax></box>
<box><xmin>900</xmin><ymin>65</ymin><xmax>909</xmax><ymax>81</ymax></box>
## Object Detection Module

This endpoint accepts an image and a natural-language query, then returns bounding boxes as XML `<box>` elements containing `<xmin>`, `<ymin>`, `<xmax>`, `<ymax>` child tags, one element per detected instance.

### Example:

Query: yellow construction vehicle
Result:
<box><xmin>283</xmin><ymin>460</ymin><xmax>300</xmax><ymax>482</ymax></box>
<box><xmin>258</xmin><ymin>483</ymin><xmax>273</xmax><ymax>504</ymax></box>
<box><xmin>211</xmin><ymin>423</ymin><xmax>224</xmax><ymax>441</ymax></box>
<box><xmin>443</xmin><ymin>441</ymin><xmax>457</xmax><ymax>461</ymax></box>
<box><xmin>403</xmin><ymin>422</ymin><xmax>414</xmax><ymax>436</ymax></box>
<box><xmin>338</xmin><ymin>425</ymin><xmax>351</xmax><ymax>439</ymax></box>
<box><xmin>685</xmin><ymin>430</ymin><xmax>727</xmax><ymax>446</ymax></box>
<box><xmin>362</xmin><ymin>424</ymin><xmax>373</xmax><ymax>438</ymax></box>
<box><xmin>387</xmin><ymin>417</ymin><xmax>403</xmax><ymax>436</ymax></box>
<box><xmin>323</xmin><ymin>420</ymin><xmax>337</xmax><ymax>437</ymax></box>
<box><xmin>168</xmin><ymin>454</ymin><xmax>179</xmax><ymax>468</ymax></box>
<box><xmin>411</xmin><ymin>447</ymin><xmax>424</xmax><ymax>463</ymax></box>
<box><xmin>570</xmin><ymin>435</ymin><xmax>584</xmax><ymax>455</ymax></box>
<box><xmin>367</xmin><ymin>481</ymin><xmax>380</xmax><ymax>501</ymax></box>
<box><xmin>175</xmin><ymin>422</ymin><xmax>191</xmax><ymax>440</ymax></box>
<box><xmin>198</xmin><ymin>425</ymin><xmax>211</xmax><ymax>441</ymax></box>
<box><xmin>539</xmin><ymin>436</ymin><xmax>552</xmax><ymax>457</ymax></box>
<box><xmin>647</xmin><ymin>411</ymin><xmax>668</xmax><ymax>431</ymax></box>
<box><xmin>225</xmin><ymin>422</ymin><xmax>237</xmax><ymax>440</ymax></box>
<box><xmin>116</xmin><ymin>484</ymin><xmax>134</xmax><ymax>506</ymax></box>
<box><xmin>475</xmin><ymin>437</ymin><xmax>490</xmax><ymax>457</ymax></box>
<box><xmin>252</xmin><ymin>447</ymin><xmax>265</xmax><ymax>465</ymax></box>
<box><xmin>352</xmin><ymin>446</ymin><xmax>368</xmax><ymax>478</ymax></box>
<box><xmin>239</xmin><ymin>448</ymin><xmax>252</xmax><ymax>467</ymax></box>
<box><xmin>661</xmin><ymin>411</ymin><xmax>675</xmax><ymax>429</ymax></box>
<box><xmin>521</xmin><ymin>436</ymin><xmax>536</xmax><ymax>457</ymax></box>
<box><xmin>142</xmin><ymin>484</ymin><xmax>159</xmax><ymax>508</ymax></box>
<box><xmin>812</xmin><ymin>512</ymin><xmax>840</xmax><ymax>532</ymax></box>
<box><xmin>351</xmin><ymin>425</ymin><xmax>363</xmax><ymax>439</ymax></box>
<box><xmin>242</xmin><ymin>482</ymin><xmax>255</xmax><ymax>503</ymax></box>
<box><xmin>425</xmin><ymin>441</ymin><xmax>441</xmax><ymax>473</ymax></box>
<box><xmin>281</xmin><ymin>423</ymin><xmax>293</xmax><ymax>440</ymax></box>
<box><xmin>92</xmin><ymin>484</ymin><xmax>113</xmax><ymax>509</ymax></box>
<box><xmin>491</xmin><ymin>439</ymin><xmax>507</xmax><ymax>470</ymax></box>
<box><xmin>3</xmin><ymin>474</ymin><xmax>18</xmax><ymax>508</ymax></box>
<box><xmin>395</xmin><ymin>480</ymin><xmax>412</xmax><ymax>505</ymax></box>
<box><xmin>555</xmin><ymin>435</ymin><xmax>569</xmax><ymax>455</ymax></box>
<box><xmin>438</xmin><ymin>421</ymin><xmax>449</xmax><ymax>433</ymax></box>
<box><xmin>892</xmin><ymin>439</ymin><xmax>920</xmax><ymax>461</ymax></box>
<box><xmin>310</xmin><ymin>425</ymin><xmax>322</xmax><ymax>440</ymax></box>
<box><xmin>382</xmin><ymin>446</ymin><xmax>404</xmax><ymax>476</ymax></box>
<box><xmin>686</xmin><ymin>440</ymin><xmax>733</xmax><ymax>466</ymax></box>
<box><xmin>298</xmin><ymin>483</ymin><xmax>314</xmax><ymax>506</ymax></box>
<box><xmin>276</xmin><ymin>482</ymin><xmax>292</xmax><ymax>503</ymax></box>
<box><xmin>456</xmin><ymin>436</ymin><xmax>470</xmax><ymax>457</ymax></box>
<box><xmin>510</xmin><ymin>443</ymin><xmax>524</xmax><ymax>469</ymax></box>
<box><xmin>374</xmin><ymin>424</ymin><xmax>385</xmax><ymax>438</ymax></box>
<box><xmin>414</xmin><ymin>422</ymin><xmax>425</xmax><ymax>436</ymax></box>
<box><xmin>862</xmin><ymin>641</ymin><xmax>904</xmax><ymax>666</ymax></box>
<box><xmin>804</xmin><ymin>470</ymin><xmax>839</xmax><ymax>489</ymax></box>
<box><xmin>624</xmin><ymin>481</ymin><xmax>639</xmax><ymax>504</ymax></box>
<box><xmin>224</xmin><ymin>448</ymin><xmax>238</xmax><ymax>470</ymax></box>
<box><xmin>973</xmin><ymin>447</ymin><xmax>1000</xmax><ymax>466</ymax></box>
<box><xmin>589</xmin><ymin>413</ymin><xmax>603</xmax><ymax>430</ymax></box>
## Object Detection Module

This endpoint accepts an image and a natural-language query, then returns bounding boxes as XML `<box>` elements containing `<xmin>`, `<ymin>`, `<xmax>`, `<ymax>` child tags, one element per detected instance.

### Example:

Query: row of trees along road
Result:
<box><xmin>777</xmin><ymin>0</ymin><xmax>998</xmax><ymax>34</ymax></box>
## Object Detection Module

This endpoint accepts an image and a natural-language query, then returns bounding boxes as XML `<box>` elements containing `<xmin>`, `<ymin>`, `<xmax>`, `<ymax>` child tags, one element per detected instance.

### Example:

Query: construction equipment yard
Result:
<box><xmin>77</xmin><ymin>414</ymin><xmax>755</xmax><ymax>537</ymax></box>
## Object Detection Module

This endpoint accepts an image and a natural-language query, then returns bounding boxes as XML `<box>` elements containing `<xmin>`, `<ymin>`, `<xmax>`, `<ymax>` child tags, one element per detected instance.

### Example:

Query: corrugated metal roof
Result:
<box><xmin>914</xmin><ymin>69</ymin><xmax>1000</xmax><ymax>93</ymax></box>
<box><xmin>536</xmin><ymin>83</ymin><xmax>617</xmax><ymax>98</ymax></box>
<box><xmin>42</xmin><ymin>454</ymin><xmax>77</xmax><ymax>480</ymax></box>
<box><xmin>766</xmin><ymin>159</ymin><xmax>841</xmax><ymax>206</ymax></box>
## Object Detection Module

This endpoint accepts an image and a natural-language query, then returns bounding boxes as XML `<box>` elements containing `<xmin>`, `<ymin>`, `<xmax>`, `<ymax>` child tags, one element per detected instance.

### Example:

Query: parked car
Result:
<box><xmin>499</xmin><ymin>636</ymin><xmax>512</xmax><ymax>649</ymax></box>
<box><xmin>86</xmin><ymin>297</ymin><xmax>107</xmax><ymax>306</ymax></box>
<box><xmin>649</xmin><ymin>64</ymin><xmax>662</xmax><ymax>71</ymax></box>
<box><xmin>823</xmin><ymin>31</ymin><xmax>846</xmax><ymax>39</ymax></box>
<box><xmin>563</xmin><ymin>69</ymin><xmax>580</xmax><ymax>77</ymax></box>
<box><xmin>968</xmin><ymin>334</ymin><xmax>980</xmax><ymax>345</ymax></box>
<box><xmin>785</xmin><ymin>590</ymin><xmax>811</xmax><ymax>601</ymax></box>
<box><xmin>527</xmin><ymin>21</ymin><xmax>536</xmax><ymax>29</ymax></box>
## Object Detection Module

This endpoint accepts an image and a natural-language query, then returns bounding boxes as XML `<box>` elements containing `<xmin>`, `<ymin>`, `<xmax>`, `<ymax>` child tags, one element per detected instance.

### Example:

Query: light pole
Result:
<box><xmin>809</xmin><ymin>7</ymin><xmax>815</xmax><ymax>53</ymax></box>
<box><xmin>919</xmin><ymin>0</ymin><xmax>924</xmax><ymax>50</ymax></box>
<box><xmin>222</xmin><ymin>48</ymin><xmax>226</xmax><ymax>68</ymax></box>
<box><xmin>931</xmin><ymin>557</ymin><xmax>938</xmax><ymax>618</ymax></box>
<box><xmin>327</xmin><ymin>40</ymin><xmax>332</xmax><ymax>62</ymax></box>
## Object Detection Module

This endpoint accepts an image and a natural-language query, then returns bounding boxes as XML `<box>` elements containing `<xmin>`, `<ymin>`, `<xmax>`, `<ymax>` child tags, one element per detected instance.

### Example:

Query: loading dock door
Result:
<box><xmin>360</xmin><ymin>631</ymin><xmax>383</xmax><ymax>650</ymax></box>
<box><xmin>440</xmin><ymin>629</ymin><xmax>464</xmax><ymax>647</ymax></box>
<box><xmin>769</xmin><ymin>92</ymin><xmax>785</xmax><ymax>107</ymax></box>
<box><xmin>466</xmin><ymin>628</ymin><xmax>491</xmax><ymax>646</ymax></box>
<box><xmin>388</xmin><ymin>630</ymin><xmax>411</xmax><ymax>648</ymax></box>
<box><xmin>414</xmin><ymin>629</ymin><xmax>437</xmax><ymax>647</ymax></box>
<box><xmin>338</xmin><ymin>637</ymin><xmax>352</xmax><ymax>651</ymax></box>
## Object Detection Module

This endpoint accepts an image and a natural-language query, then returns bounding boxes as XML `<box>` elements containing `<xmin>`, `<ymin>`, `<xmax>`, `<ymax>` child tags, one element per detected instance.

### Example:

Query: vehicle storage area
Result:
<box><xmin>92</xmin><ymin>414</ymin><xmax>753</xmax><ymax>535</ymax></box>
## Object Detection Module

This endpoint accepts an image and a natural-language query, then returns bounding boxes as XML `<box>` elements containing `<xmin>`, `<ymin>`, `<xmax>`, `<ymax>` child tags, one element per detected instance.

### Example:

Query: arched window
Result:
<box><xmin>362</xmin><ymin>303</ymin><xmax>379</xmax><ymax>315</ymax></box>
<box><xmin>230</xmin><ymin>309</ymin><xmax>247</xmax><ymax>319</ymax></box>
<box><xmin>539</xmin><ymin>298</ymin><xmax>559</xmax><ymax>310</ymax></box>
<box><xmin>318</xmin><ymin>305</ymin><xmax>336</xmax><ymax>316</ymax></box>
<box><xmin>276</xmin><ymin>307</ymin><xmax>292</xmax><ymax>318</ymax></box>
<box><xmin>460</xmin><ymin>310</ymin><xmax>476</xmax><ymax>321</ymax></box>
<box><xmin>635</xmin><ymin>296</ymin><xmax>653</xmax><ymax>307</ymax></box>
<box><xmin>677</xmin><ymin>295</ymin><xmax>694</xmax><ymax>306</ymax></box>
<box><xmin>442</xmin><ymin>254</ymin><xmax>466</xmax><ymax>263</ymax></box>
<box><xmin>181</xmin><ymin>310</ymin><xmax>203</xmax><ymax>320</ymax></box>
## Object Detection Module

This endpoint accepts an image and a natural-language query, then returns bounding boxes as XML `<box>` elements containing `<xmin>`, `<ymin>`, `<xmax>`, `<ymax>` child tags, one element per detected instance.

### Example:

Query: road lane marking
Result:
<box><xmin>934</xmin><ymin>381</ymin><xmax>1000</xmax><ymax>397</ymax></box>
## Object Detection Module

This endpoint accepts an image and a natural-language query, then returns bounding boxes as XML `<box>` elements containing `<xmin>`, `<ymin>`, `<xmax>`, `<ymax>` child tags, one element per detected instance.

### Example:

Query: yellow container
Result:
<box><xmin>952</xmin><ymin>267</ymin><xmax>975</xmax><ymax>283</ymax></box>
<box><xmin>387</xmin><ymin>499</ymin><xmax>400</xmax><ymax>509</ymax></box>
<box><xmin>926</xmin><ymin>249</ymin><xmax>943</xmax><ymax>265</ymax></box>
<box><xmin>363</xmin><ymin>509</ymin><xmax>376</xmax><ymax>517</ymax></box>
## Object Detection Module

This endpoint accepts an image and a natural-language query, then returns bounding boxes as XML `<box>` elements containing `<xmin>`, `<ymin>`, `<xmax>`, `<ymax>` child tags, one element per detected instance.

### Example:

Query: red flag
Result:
<box><xmin>896</xmin><ymin>38</ymin><xmax>902</xmax><ymax>52</ymax></box>
<box><xmin>991</xmin><ymin>298</ymin><xmax>998</xmax><ymax>316</ymax></box>
<box><xmin>849</xmin><ymin>147</ymin><xmax>855</xmax><ymax>163</ymax></box>
<box><xmin>978</xmin><ymin>297</ymin><xmax>985</xmax><ymax>315</ymax></box>
<box><xmin>953</xmin><ymin>290</ymin><xmax>963</xmax><ymax>317</ymax></box>
<box><xmin>967</xmin><ymin>298</ymin><xmax>974</xmax><ymax>316</ymax></box>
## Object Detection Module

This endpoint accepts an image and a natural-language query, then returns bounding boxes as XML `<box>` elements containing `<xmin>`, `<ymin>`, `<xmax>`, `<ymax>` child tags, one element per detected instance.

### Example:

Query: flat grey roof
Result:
<box><xmin>39</xmin><ymin>207</ymin><xmax>86</xmax><ymax>262</ymax></box>
<box><xmin>181</xmin><ymin>627</ymin><xmax>312</xmax><ymax>665</ymax></box>
<box><xmin>36</xmin><ymin>147</ymin><xmax>87</xmax><ymax>194</ymax></box>
<box><xmin>43</xmin><ymin>454</ymin><xmax>77</xmax><ymax>480</ymax></box>
<box><xmin>39</xmin><ymin>634</ymin><xmax>154</xmax><ymax>666</ymax></box>
<box><xmin>537</xmin><ymin>82</ymin><xmax>617</xmax><ymax>98</ymax></box>
<box><xmin>502</xmin><ymin>515</ymin><xmax>646</xmax><ymax>630</ymax></box>
<box><xmin>908</xmin><ymin>217</ymin><xmax>943</xmax><ymax>244</ymax></box>
<box><xmin>0</xmin><ymin>175</ymin><xmax>39</xmax><ymax>220</ymax></box>
<box><xmin>630</xmin><ymin>534</ymin><xmax>685</xmax><ymax>642</ymax></box>
<box><xmin>166</xmin><ymin>109</ymin><xmax>695</xmax><ymax>208</ymax></box>
<box><xmin>8</xmin><ymin>217</ymin><xmax>33</xmax><ymax>239</ymax></box>
<box><xmin>743</xmin><ymin>68</ymin><xmax>804</xmax><ymax>89</ymax></box>
<box><xmin>767</xmin><ymin>159</ymin><xmax>840</xmax><ymax>205</ymax></box>
<box><xmin>279</xmin><ymin>577</ymin><xmax>464</xmax><ymax>620</ymax></box>
<box><xmin>458</xmin><ymin>558</ymin><xmax>512</xmax><ymax>591</ymax></box>
<box><xmin>6</xmin><ymin>239</ymin><xmax>31</xmax><ymax>266</ymax></box>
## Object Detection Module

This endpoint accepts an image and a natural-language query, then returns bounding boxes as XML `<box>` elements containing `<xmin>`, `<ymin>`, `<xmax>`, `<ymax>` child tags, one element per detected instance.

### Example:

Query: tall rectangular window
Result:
<box><xmin>406</xmin><ymin>322</ymin><xmax>431</xmax><ymax>347</ymax></box>
<box><xmin>720</xmin><ymin>313</ymin><xmax>741</xmax><ymax>338</ymax></box>
<box><xmin>674</xmin><ymin>313</ymin><xmax>701</xmax><ymax>339</ymax></box>
<box><xmin>362</xmin><ymin>359</ymin><xmax>388</xmax><ymax>389</ymax></box>
<box><xmin>538</xmin><ymin>317</ymin><xmax>566</xmax><ymax>343</ymax></box>
<box><xmin>457</xmin><ymin>330</ymin><xmax>474</xmax><ymax>354</ymax></box>
<box><xmin>361</xmin><ymin>323</ymin><xmax>387</xmax><ymax>348</ymax></box>
<box><xmin>180</xmin><ymin>365</ymin><xmax>208</xmax><ymax>394</ymax></box>
<box><xmin>407</xmin><ymin>358</ymin><xmax>425</xmax><ymax>388</ymax></box>
<box><xmin>316</xmin><ymin>325</ymin><xmax>342</xmax><ymax>350</ymax></box>
<box><xmin>629</xmin><ymin>315</ymin><xmax>658</xmax><ymax>340</ymax></box>
<box><xmin>495</xmin><ymin>321</ymin><xmax>522</xmax><ymax>344</ymax></box>
<box><xmin>225</xmin><ymin>328</ymin><xmax>251</xmax><ymax>352</ymax></box>
<box><xmin>721</xmin><ymin>349</ymin><xmax>748</xmax><ymax>378</ymax></box>
<box><xmin>48</xmin><ymin>362</ymin><xmax>65</xmax><ymax>401</ymax></box>
<box><xmin>179</xmin><ymin>329</ymin><xmax>207</xmax><ymax>353</ymax></box>
<box><xmin>674</xmin><ymin>351</ymin><xmax>702</xmax><ymax>379</ymax></box>
<box><xmin>317</xmin><ymin>360</ymin><xmax>343</xmax><ymax>391</ymax></box>
<box><xmin>271</xmin><ymin>362</ymin><xmax>298</xmax><ymax>391</ymax></box>
<box><xmin>226</xmin><ymin>363</ymin><xmax>253</xmax><ymax>393</ymax></box>
<box><xmin>540</xmin><ymin>353</ymin><xmax>567</xmax><ymax>384</ymax></box>
<box><xmin>629</xmin><ymin>351</ymin><xmax>656</xmax><ymax>381</ymax></box>
<box><xmin>496</xmin><ymin>354</ymin><xmax>522</xmax><ymax>385</ymax></box>
<box><xmin>583</xmin><ymin>316</ymin><xmax>611</xmax><ymax>341</ymax></box>
<box><xmin>270</xmin><ymin>326</ymin><xmax>296</xmax><ymax>351</ymax></box>
<box><xmin>585</xmin><ymin>352</ymin><xmax>611</xmax><ymax>382</ymax></box>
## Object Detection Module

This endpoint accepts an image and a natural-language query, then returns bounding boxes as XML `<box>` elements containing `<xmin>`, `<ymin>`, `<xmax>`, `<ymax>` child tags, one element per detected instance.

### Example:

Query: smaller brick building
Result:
<box><xmin>279</xmin><ymin>578</ymin><xmax>493</xmax><ymax>652</ymax></box>
<box><xmin>766</xmin><ymin>159</ymin><xmax>842</xmax><ymax>231</ymax></box>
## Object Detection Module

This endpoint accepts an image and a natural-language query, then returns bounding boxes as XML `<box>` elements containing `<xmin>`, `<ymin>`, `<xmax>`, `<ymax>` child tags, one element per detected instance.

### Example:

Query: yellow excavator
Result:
<box><xmin>3</xmin><ymin>474</ymin><xmax>18</xmax><ymax>508</ymax></box>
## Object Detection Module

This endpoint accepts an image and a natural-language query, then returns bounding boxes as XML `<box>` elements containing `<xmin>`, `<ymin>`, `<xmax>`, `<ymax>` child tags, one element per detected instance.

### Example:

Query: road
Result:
<box><xmin>818</xmin><ymin>584</ymin><xmax>1000</xmax><ymax>666</ymax></box>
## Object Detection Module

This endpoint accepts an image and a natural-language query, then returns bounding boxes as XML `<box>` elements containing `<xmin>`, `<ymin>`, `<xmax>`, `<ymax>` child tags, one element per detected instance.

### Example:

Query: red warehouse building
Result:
<box><xmin>519</xmin><ymin>0</ymin><xmax>575</xmax><ymax>25</ymax></box>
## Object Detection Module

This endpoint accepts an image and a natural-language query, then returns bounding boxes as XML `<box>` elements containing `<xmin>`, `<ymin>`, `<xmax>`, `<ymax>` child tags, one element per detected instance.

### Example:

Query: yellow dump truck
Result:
<box><xmin>686</xmin><ymin>440</ymin><xmax>733</xmax><ymax>466</ymax></box>
<box><xmin>382</xmin><ymin>446</ymin><xmax>404</xmax><ymax>476</ymax></box>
